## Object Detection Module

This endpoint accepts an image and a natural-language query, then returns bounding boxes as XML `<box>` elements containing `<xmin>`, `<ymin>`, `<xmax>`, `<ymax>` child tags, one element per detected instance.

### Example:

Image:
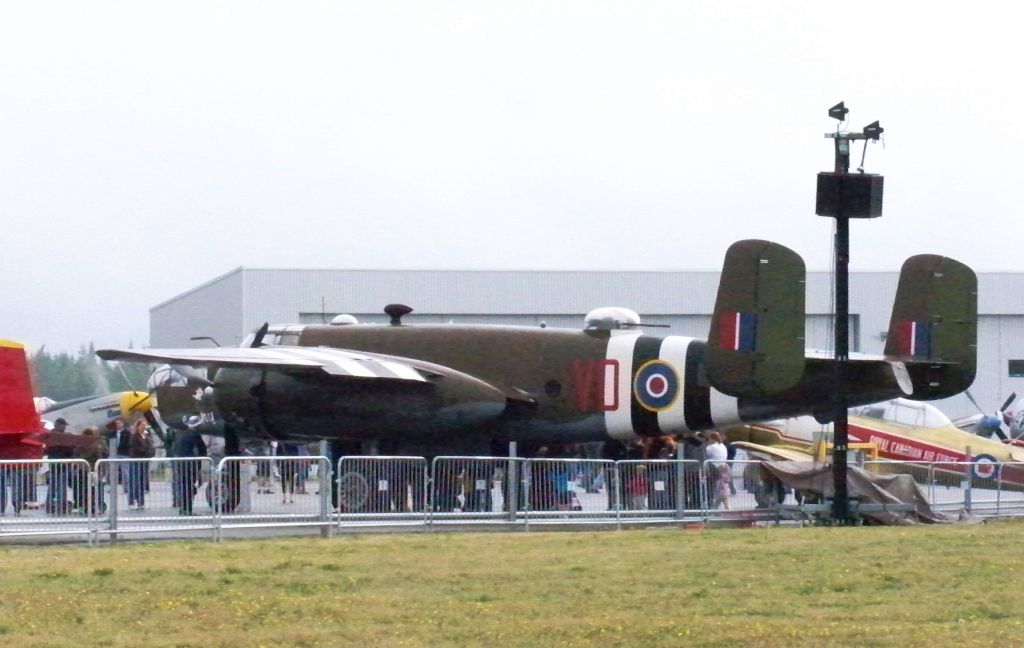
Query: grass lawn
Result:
<box><xmin>1</xmin><ymin>521</ymin><xmax>1023</xmax><ymax>647</ymax></box>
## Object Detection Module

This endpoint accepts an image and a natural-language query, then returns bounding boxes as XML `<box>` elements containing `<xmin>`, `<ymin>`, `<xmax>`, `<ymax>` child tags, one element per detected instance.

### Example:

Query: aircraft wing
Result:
<box><xmin>733</xmin><ymin>441</ymin><xmax>815</xmax><ymax>462</ymax></box>
<box><xmin>96</xmin><ymin>346</ymin><xmax>428</xmax><ymax>382</ymax></box>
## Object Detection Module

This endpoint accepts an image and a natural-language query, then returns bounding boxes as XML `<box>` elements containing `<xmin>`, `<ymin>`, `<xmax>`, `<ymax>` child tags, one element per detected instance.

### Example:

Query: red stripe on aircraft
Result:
<box><xmin>570</xmin><ymin>359</ymin><xmax>618</xmax><ymax>413</ymax></box>
<box><xmin>715</xmin><ymin>311</ymin><xmax>739</xmax><ymax>350</ymax></box>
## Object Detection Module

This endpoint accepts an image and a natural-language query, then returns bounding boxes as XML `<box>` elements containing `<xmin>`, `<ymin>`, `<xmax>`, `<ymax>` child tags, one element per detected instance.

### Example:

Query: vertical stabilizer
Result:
<box><xmin>0</xmin><ymin>340</ymin><xmax>45</xmax><ymax>458</ymax></box>
<box><xmin>884</xmin><ymin>255</ymin><xmax>977</xmax><ymax>399</ymax></box>
<box><xmin>707</xmin><ymin>240</ymin><xmax>806</xmax><ymax>396</ymax></box>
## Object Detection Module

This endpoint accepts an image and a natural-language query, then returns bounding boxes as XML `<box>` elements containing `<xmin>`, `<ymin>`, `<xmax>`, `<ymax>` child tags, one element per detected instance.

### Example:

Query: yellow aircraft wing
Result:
<box><xmin>732</xmin><ymin>441</ymin><xmax>815</xmax><ymax>462</ymax></box>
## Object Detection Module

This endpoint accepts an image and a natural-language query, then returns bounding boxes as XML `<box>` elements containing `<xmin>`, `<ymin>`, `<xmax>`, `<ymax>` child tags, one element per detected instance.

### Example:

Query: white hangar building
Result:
<box><xmin>150</xmin><ymin>267</ymin><xmax>1024</xmax><ymax>420</ymax></box>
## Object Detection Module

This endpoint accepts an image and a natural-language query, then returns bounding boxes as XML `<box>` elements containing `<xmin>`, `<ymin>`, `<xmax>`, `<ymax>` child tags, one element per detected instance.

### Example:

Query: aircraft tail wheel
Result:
<box><xmin>338</xmin><ymin>471</ymin><xmax>369</xmax><ymax>512</ymax></box>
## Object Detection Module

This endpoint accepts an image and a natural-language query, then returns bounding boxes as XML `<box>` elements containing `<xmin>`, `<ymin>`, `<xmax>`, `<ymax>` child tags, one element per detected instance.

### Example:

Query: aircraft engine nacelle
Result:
<box><xmin>210</xmin><ymin>362</ymin><xmax>507</xmax><ymax>441</ymax></box>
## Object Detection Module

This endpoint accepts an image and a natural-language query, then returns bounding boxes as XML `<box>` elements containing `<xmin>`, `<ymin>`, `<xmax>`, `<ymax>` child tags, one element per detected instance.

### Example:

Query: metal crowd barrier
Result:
<box><xmin>97</xmin><ymin>457</ymin><xmax>217</xmax><ymax>542</ymax></box>
<box><xmin>611</xmin><ymin>459</ymin><xmax>704</xmax><ymax>525</ymax></box>
<box><xmin>522</xmin><ymin>458</ymin><xmax>616</xmax><ymax>528</ymax></box>
<box><xmin>6</xmin><ymin>456</ymin><xmax>1024</xmax><ymax>544</ymax></box>
<box><xmin>336</xmin><ymin>456</ymin><xmax>429</xmax><ymax>527</ymax></box>
<box><xmin>0</xmin><ymin>459</ymin><xmax>93</xmax><ymax>541</ymax></box>
<box><xmin>216</xmin><ymin>456</ymin><xmax>333</xmax><ymax>539</ymax></box>
<box><xmin>430</xmin><ymin>456</ymin><xmax>521</xmax><ymax>526</ymax></box>
<box><xmin>863</xmin><ymin>459</ymin><xmax>1024</xmax><ymax>518</ymax></box>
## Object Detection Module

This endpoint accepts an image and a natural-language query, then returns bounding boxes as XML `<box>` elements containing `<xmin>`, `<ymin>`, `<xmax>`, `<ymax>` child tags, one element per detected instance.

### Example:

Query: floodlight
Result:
<box><xmin>863</xmin><ymin>120</ymin><xmax>883</xmax><ymax>140</ymax></box>
<box><xmin>828</xmin><ymin>101</ymin><xmax>848</xmax><ymax>121</ymax></box>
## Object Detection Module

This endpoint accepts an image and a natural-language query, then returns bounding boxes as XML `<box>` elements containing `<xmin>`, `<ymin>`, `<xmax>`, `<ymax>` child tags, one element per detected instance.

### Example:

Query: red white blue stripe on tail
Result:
<box><xmin>716</xmin><ymin>312</ymin><xmax>758</xmax><ymax>352</ymax></box>
<box><xmin>894</xmin><ymin>320</ymin><xmax>932</xmax><ymax>358</ymax></box>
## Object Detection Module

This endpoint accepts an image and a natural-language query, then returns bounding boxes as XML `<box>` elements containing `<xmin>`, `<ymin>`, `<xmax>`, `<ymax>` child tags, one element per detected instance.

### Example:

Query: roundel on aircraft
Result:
<box><xmin>971</xmin><ymin>454</ymin><xmax>1000</xmax><ymax>481</ymax></box>
<box><xmin>633</xmin><ymin>360</ymin><xmax>680</xmax><ymax>412</ymax></box>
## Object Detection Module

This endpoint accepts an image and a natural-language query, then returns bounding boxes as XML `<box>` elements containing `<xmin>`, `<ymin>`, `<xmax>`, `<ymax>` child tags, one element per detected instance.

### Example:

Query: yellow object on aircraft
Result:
<box><xmin>812</xmin><ymin>440</ymin><xmax>879</xmax><ymax>463</ymax></box>
<box><xmin>118</xmin><ymin>390</ymin><xmax>156</xmax><ymax>415</ymax></box>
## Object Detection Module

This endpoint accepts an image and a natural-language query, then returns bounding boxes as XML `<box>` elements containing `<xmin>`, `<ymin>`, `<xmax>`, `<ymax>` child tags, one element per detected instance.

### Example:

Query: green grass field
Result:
<box><xmin>1</xmin><ymin>521</ymin><xmax>1023</xmax><ymax>647</ymax></box>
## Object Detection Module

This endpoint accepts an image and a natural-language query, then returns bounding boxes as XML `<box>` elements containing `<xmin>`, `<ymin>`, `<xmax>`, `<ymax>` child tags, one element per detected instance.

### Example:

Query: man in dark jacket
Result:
<box><xmin>172</xmin><ymin>428</ymin><xmax>208</xmax><ymax>516</ymax></box>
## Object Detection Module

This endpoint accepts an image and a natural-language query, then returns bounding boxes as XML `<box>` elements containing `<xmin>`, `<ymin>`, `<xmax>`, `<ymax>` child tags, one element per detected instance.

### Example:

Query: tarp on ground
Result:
<box><xmin>760</xmin><ymin>461</ymin><xmax>973</xmax><ymax>525</ymax></box>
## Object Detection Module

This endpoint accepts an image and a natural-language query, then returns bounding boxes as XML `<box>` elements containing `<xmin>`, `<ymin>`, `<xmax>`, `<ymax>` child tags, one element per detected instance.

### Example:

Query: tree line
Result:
<box><xmin>30</xmin><ymin>345</ymin><xmax>154</xmax><ymax>402</ymax></box>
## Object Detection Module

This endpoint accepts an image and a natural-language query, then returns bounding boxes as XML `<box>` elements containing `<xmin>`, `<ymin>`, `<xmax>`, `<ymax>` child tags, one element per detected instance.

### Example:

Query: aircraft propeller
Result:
<box><xmin>960</xmin><ymin>391</ymin><xmax>1018</xmax><ymax>441</ymax></box>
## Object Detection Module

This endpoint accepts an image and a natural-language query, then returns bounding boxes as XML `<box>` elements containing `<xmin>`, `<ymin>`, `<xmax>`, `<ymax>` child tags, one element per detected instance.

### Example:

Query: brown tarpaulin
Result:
<box><xmin>760</xmin><ymin>461</ymin><xmax>975</xmax><ymax>525</ymax></box>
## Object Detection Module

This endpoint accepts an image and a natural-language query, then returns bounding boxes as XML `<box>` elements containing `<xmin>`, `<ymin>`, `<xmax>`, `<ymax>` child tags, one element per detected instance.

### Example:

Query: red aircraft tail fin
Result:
<box><xmin>0</xmin><ymin>340</ymin><xmax>45</xmax><ymax>459</ymax></box>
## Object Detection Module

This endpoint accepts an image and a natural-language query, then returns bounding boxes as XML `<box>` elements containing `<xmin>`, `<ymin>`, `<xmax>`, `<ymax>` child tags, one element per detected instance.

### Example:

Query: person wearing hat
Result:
<box><xmin>45</xmin><ymin>418</ymin><xmax>74</xmax><ymax>515</ymax></box>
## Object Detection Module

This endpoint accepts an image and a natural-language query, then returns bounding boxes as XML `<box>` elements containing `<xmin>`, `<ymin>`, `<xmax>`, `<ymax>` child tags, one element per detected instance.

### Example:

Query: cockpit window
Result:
<box><xmin>239</xmin><ymin>329</ymin><xmax>302</xmax><ymax>348</ymax></box>
<box><xmin>852</xmin><ymin>399</ymin><xmax>951</xmax><ymax>429</ymax></box>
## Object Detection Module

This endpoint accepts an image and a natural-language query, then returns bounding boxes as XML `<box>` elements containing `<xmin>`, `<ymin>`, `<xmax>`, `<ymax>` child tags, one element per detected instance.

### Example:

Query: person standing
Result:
<box><xmin>680</xmin><ymin>433</ymin><xmax>706</xmax><ymax>510</ymax></box>
<box><xmin>172</xmin><ymin>427</ymin><xmax>208</xmax><ymax>516</ymax></box>
<box><xmin>704</xmin><ymin>431</ymin><xmax>731</xmax><ymax>510</ymax></box>
<box><xmin>74</xmin><ymin>426</ymin><xmax>109</xmax><ymax>513</ymax></box>
<box><xmin>127</xmin><ymin>419</ymin><xmax>154</xmax><ymax>508</ymax></box>
<box><xmin>113</xmin><ymin>419</ymin><xmax>131</xmax><ymax>495</ymax></box>
<box><xmin>277</xmin><ymin>442</ymin><xmax>299</xmax><ymax>504</ymax></box>
<box><xmin>44</xmin><ymin>418</ymin><xmax>74</xmax><ymax>515</ymax></box>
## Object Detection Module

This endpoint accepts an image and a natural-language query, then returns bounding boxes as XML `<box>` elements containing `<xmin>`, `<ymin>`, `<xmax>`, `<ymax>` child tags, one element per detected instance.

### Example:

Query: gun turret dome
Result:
<box><xmin>330</xmin><ymin>314</ymin><xmax>359</xmax><ymax>326</ymax></box>
<box><xmin>583</xmin><ymin>307</ymin><xmax>641</xmax><ymax>331</ymax></box>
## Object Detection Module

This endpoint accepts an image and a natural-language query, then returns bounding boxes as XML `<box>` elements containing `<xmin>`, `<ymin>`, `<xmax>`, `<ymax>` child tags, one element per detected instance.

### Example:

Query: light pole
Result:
<box><xmin>815</xmin><ymin>102</ymin><xmax>884</xmax><ymax>523</ymax></box>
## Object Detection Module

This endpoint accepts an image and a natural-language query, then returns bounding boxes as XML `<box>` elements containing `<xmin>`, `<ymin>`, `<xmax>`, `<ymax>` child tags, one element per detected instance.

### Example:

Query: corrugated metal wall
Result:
<box><xmin>149</xmin><ymin>269</ymin><xmax>244</xmax><ymax>349</ymax></box>
<box><xmin>150</xmin><ymin>268</ymin><xmax>1024</xmax><ymax>420</ymax></box>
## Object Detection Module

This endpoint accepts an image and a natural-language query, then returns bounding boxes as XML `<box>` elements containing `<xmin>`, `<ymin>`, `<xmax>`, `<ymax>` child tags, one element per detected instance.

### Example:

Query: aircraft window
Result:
<box><xmin>277</xmin><ymin>333</ymin><xmax>299</xmax><ymax>346</ymax></box>
<box><xmin>544</xmin><ymin>380</ymin><xmax>562</xmax><ymax>398</ymax></box>
<box><xmin>891</xmin><ymin>404</ymin><xmax>921</xmax><ymax>426</ymax></box>
<box><xmin>861</xmin><ymin>405</ymin><xmax>886</xmax><ymax>420</ymax></box>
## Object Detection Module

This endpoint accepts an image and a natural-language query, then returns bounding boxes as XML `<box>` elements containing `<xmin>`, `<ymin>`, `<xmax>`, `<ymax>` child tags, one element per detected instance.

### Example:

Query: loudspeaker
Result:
<box><xmin>815</xmin><ymin>172</ymin><xmax>884</xmax><ymax>218</ymax></box>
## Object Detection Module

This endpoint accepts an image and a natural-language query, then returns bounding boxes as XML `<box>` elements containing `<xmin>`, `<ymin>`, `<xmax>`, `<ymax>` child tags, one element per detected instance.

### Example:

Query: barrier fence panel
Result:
<box><xmin>336</xmin><ymin>456</ymin><xmax>428</xmax><ymax>527</ymax></box>
<box><xmin>430</xmin><ymin>457</ymin><xmax>522</xmax><ymax>526</ymax></box>
<box><xmin>706</xmin><ymin>459</ymin><xmax>811</xmax><ymax>521</ymax></box>
<box><xmin>96</xmin><ymin>458</ymin><xmax>216</xmax><ymax>540</ymax></box>
<box><xmin>217</xmin><ymin>456</ymin><xmax>332</xmax><ymax>534</ymax></box>
<box><xmin>919</xmin><ymin>460</ymin><xmax>1007</xmax><ymax>516</ymax></box>
<box><xmin>523</xmin><ymin>458</ymin><xmax>616</xmax><ymax>525</ymax></box>
<box><xmin>615</xmin><ymin>460</ymin><xmax>704</xmax><ymax>523</ymax></box>
<box><xmin>0</xmin><ymin>459</ymin><xmax>93</xmax><ymax>540</ymax></box>
<box><xmin>17</xmin><ymin>454</ymin><xmax>1024</xmax><ymax>545</ymax></box>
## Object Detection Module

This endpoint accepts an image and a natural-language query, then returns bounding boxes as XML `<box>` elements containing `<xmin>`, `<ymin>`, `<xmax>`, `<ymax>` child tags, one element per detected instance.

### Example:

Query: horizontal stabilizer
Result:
<box><xmin>707</xmin><ymin>240</ymin><xmax>806</xmax><ymax>396</ymax></box>
<box><xmin>884</xmin><ymin>255</ymin><xmax>977</xmax><ymax>399</ymax></box>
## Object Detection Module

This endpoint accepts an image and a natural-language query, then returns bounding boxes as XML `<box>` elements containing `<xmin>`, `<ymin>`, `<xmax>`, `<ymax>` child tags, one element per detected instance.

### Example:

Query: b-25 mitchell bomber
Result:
<box><xmin>97</xmin><ymin>240</ymin><xmax>978</xmax><ymax>458</ymax></box>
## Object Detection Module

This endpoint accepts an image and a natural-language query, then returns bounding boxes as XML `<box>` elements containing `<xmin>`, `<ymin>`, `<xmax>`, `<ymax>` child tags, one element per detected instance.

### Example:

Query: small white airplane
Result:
<box><xmin>36</xmin><ymin>390</ymin><xmax>157</xmax><ymax>432</ymax></box>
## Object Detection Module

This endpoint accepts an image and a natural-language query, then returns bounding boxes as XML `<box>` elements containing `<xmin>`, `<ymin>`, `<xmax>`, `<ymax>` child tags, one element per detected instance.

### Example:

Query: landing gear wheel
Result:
<box><xmin>205</xmin><ymin>474</ymin><xmax>240</xmax><ymax>513</ymax></box>
<box><xmin>337</xmin><ymin>471</ymin><xmax>369</xmax><ymax>512</ymax></box>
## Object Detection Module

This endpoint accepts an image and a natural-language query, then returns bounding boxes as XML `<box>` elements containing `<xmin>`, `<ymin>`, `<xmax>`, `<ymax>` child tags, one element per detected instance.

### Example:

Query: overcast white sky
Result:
<box><xmin>1</xmin><ymin>2</ymin><xmax>1018</xmax><ymax>352</ymax></box>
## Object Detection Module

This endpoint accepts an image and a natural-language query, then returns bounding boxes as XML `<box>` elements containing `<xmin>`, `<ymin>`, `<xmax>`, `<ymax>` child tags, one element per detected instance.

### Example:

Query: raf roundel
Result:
<box><xmin>971</xmin><ymin>454</ymin><xmax>1000</xmax><ymax>480</ymax></box>
<box><xmin>633</xmin><ymin>360</ymin><xmax>680</xmax><ymax>412</ymax></box>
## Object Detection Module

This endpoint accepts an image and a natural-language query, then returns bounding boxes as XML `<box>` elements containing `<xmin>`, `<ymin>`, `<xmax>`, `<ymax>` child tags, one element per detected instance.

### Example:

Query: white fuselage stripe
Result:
<box><xmin>657</xmin><ymin>336</ymin><xmax>694</xmax><ymax>434</ymax></box>
<box><xmin>708</xmin><ymin>387</ymin><xmax>741</xmax><ymax>428</ymax></box>
<box><xmin>604</xmin><ymin>332</ymin><xmax>640</xmax><ymax>441</ymax></box>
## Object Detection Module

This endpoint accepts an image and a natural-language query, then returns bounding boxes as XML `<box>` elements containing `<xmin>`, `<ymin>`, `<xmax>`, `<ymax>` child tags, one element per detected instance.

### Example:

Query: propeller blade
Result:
<box><xmin>144</xmin><ymin>409</ymin><xmax>168</xmax><ymax>445</ymax></box>
<box><xmin>964</xmin><ymin>390</ymin><xmax>986</xmax><ymax>416</ymax></box>
<box><xmin>251</xmin><ymin>322</ymin><xmax>270</xmax><ymax>348</ymax></box>
<box><xmin>1000</xmin><ymin>392</ymin><xmax>1018</xmax><ymax>412</ymax></box>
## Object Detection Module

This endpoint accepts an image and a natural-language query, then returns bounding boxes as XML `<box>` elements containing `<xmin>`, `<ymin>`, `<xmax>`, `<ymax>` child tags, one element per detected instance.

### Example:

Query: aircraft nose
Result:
<box><xmin>120</xmin><ymin>390</ymin><xmax>156</xmax><ymax>414</ymax></box>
